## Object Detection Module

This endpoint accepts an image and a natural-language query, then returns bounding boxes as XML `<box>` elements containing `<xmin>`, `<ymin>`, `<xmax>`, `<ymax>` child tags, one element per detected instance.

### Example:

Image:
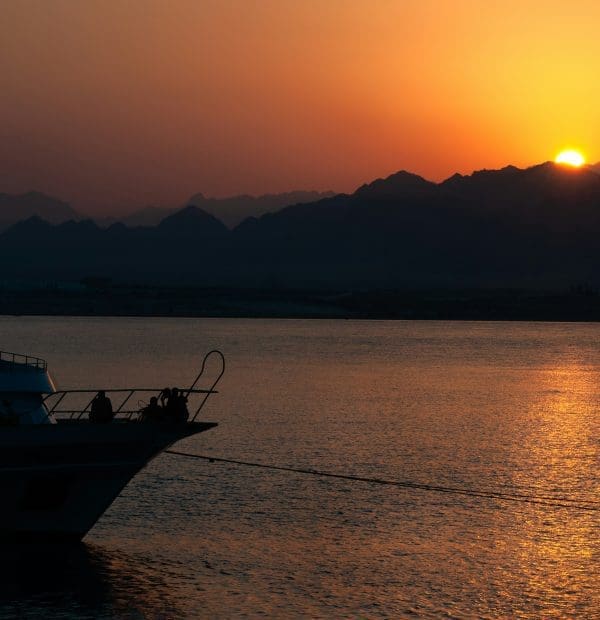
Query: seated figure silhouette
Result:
<box><xmin>168</xmin><ymin>387</ymin><xmax>189</xmax><ymax>423</ymax></box>
<box><xmin>160</xmin><ymin>387</ymin><xmax>171</xmax><ymax>409</ymax></box>
<box><xmin>141</xmin><ymin>396</ymin><xmax>163</xmax><ymax>423</ymax></box>
<box><xmin>89</xmin><ymin>391</ymin><xmax>114</xmax><ymax>423</ymax></box>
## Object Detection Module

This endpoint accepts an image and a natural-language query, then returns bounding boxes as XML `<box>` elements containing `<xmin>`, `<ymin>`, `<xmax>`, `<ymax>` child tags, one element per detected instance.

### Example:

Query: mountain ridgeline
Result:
<box><xmin>0</xmin><ymin>190</ymin><xmax>335</xmax><ymax>231</ymax></box>
<box><xmin>91</xmin><ymin>190</ymin><xmax>335</xmax><ymax>229</ymax></box>
<box><xmin>0</xmin><ymin>191</ymin><xmax>79</xmax><ymax>231</ymax></box>
<box><xmin>187</xmin><ymin>190</ymin><xmax>336</xmax><ymax>228</ymax></box>
<box><xmin>2</xmin><ymin>162</ymin><xmax>600</xmax><ymax>289</ymax></box>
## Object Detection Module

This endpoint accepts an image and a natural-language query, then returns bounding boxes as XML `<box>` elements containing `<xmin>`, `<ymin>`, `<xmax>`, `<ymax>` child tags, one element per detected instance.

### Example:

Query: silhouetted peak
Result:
<box><xmin>524</xmin><ymin>161</ymin><xmax>555</xmax><ymax>173</ymax></box>
<box><xmin>587</xmin><ymin>162</ymin><xmax>600</xmax><ymax>175</ymax></box>
<box><xmin>440</xmin><ymin>172</ymin><xmax>465</xmax><ymax>189</ymax></box>
<box><xmin>521</xmin><ymin>161</ymin><xmax>600</xmax><ymax>186</ymax></box>
<box><xmin>2</xmin><ymin>215</ymin><xmax>53</xmax><ymax>234</ymax></box>
<box><xmin>158</xmin><ymin>205</ymin><xmax>228</xmax><ymax>234</ymax></box>
<box><xmin>185</xmin><ymin>190</ymin><xmax>338</xmax><ymax>228</ymax></box>
<box><xmin>0</xmin><ymin>190</ymin><xmax>63</xmax><ymax>204</ymax></box>
<box><xmin>470</xmin><ymin>165</ymin><xmax>524</xmax><ymax>179</ymax></box>
<box><xmin>162</xmin><ymin>205</ymin><xmax>213</xmax><ymax>222</ymax></box>
<box><xmin>355</xmin><ymin>170</ymin><xmax>436</xmax><ymax>198</ymax></box>
<box><xmin>56</xmin><ymin>219</ymin><xmax>99</xmax><ymax>233</ymax></box>
<box><xmin>232</xmin><ymin>215</ymin><xmax>260</xmax><ymax>234</ymax></box>
<box><xmin>26</xmin><ymin>214</ymin><xmax>48</xmax><ymax>224</ymax></box>
<box><xmin>442</xmin><ymin>162</ymin><xmax>581</xmax><ymax>190</ymax></box>
<box><xmin>436</xmin><ymin>161</ymin><xmax>600</xmax><ymax>212</ymax></box>
<box><xmin>524</xmin><ymin>161</ymin><xmax>598</xmax><ymax>176</ymax></box>
<box><xmin>0</xmin><ymin>190</ymin><xmax>80</xmax><ymax>227</ymax></box>
<box><xmin>106</xmin><ymin>222</ymin><xmax>129</xmax><ymax>233</ymax></box>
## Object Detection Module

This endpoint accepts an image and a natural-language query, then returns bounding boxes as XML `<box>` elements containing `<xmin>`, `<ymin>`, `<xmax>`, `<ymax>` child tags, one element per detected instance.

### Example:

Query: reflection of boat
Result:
<box><xmin>0</xmin><ymin>542</ymin><xmax>183</xmax><ymax>618</ymax></box>
<box><xmin>0</xmin><ymin>349</ymin><xmax>224</xmax><ymax>541</ymax></box>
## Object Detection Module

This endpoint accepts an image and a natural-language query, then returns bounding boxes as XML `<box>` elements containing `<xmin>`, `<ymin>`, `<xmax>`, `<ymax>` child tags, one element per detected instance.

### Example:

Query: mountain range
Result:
<box><xmin>2</xmin><ymin>162</ymin><xmax>600</xmax><ymax>289</ymax></box>
<box><xmin>0</xmin><ymin>191</ymin><xmax>79</xmax><ymax>231</ymax></box>
<box><xmin>186</xmin><ymin>190</ymin><xmax>336</xmax><ymax>228</ymax></box>
<box><xmin>1</xmin><ymin>190</ymin><xmax>335</xmax><ymax>232</ymax></box>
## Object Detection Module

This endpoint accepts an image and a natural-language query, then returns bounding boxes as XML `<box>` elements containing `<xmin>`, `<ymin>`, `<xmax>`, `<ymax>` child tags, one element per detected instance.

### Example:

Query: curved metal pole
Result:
<box><xmin>187</xmin><ymin>350</ymin><xmax>225</xmax><ymax>393</ymax></box>
<box><xmin>188</xmin><ymin>350</ymin><xmax>225</xmax><ymax>422</ymax></box>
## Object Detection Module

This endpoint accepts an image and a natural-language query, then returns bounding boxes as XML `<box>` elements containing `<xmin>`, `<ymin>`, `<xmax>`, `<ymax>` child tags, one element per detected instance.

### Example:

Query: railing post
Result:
<box><xmin>115</xmin><ymin>390</ymin><xmax>135</xmax><ymax>418</ymax></box>
<box><xmin>47</xmin><ymin>392</ymin><xmax>67</xmax><ymax>414</ymax></box>
<box><xmin>76</xmin><ymin>394</ymin><xmax>97</xmax><ymax>420</ymax></box>
<box><xmin>0</xmin><ymin>350</ymin><xmax>47</xmax><ymax>370</ymax></box>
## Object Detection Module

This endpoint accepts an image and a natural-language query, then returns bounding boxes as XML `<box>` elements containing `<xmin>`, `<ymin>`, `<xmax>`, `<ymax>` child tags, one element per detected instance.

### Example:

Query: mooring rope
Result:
<box><xmin>165</xmin><ymin>450</ymin><xmax>600</xmax><ymax>512</ymax></box>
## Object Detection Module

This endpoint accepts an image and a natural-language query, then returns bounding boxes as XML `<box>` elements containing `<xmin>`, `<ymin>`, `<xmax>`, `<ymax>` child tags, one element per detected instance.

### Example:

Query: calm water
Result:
<box><xmin>0</xmin><ymin>317</ymin><xmax>599</xmax><ymax>619</ymax></box>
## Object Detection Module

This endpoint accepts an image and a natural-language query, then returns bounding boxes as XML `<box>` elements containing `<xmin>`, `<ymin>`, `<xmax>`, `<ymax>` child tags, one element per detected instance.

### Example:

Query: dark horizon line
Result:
<box><xmin>2</xmin><ymin>284</ymin><xmax>600</xmax><ymax>323</ymax></box>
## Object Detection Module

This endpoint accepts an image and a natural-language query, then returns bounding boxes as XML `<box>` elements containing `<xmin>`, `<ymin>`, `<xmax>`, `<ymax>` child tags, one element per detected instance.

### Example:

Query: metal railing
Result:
<box><xmin>42</xmin><ymin>349</ymin><xmax>225</xmax><ymax>424</ymax></box>
<box><xmin>0</xmin><ymin>350</ymin><xmax>47</xmax><ymax>371</ymax></box>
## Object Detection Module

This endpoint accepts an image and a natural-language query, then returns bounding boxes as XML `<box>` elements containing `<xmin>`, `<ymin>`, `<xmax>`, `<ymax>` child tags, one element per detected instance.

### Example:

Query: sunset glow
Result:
<box><xmin>0</xmin><ymin>1</ymin><xmax>599</xmax><ymax>214</ymax></box>
<box><xmin>555</xmin><ymin>149</ymin><xmax>586</xmax><ymax>167</ymax></box>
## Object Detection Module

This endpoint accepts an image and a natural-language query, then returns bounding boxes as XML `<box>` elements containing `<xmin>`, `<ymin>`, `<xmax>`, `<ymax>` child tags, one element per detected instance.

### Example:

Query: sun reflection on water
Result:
<box><xmin>1</xmin><ymin>317</ymin><xmax>600</xmax><ymax>617</ymax></box>
<box><xmin>505</xmin><ymin>357</ymin><xmax>600</xmax><ymax>615</ymax></box>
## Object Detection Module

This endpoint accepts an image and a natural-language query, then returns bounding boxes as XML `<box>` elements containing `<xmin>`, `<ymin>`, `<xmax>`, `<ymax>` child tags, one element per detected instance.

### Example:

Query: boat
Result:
<box><xmin>0</xmin><ymin>349</ymin><xmax>224</xmax><ymax>541</ymax></box>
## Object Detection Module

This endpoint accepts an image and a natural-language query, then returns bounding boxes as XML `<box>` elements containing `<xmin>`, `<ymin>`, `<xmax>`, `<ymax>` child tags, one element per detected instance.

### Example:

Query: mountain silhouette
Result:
<box><xmin>157</xmin><ymin>205</ymin><xmax>228</xmax><ymax>237</ymax></box>
<box><xmin>586</xmin><ymin>162</ymin><xmax>600</xmax><ymax>176</ymax></box>
<box><xmin>0</xmin><ymin>191</ymin><xmax>80</xmax><ymax>231</ymax></box>
<box><xmin>232</xmin><ymin>162</ymin><xmax>600</xmax><ymax>287</ymax></box>
<box><xmin>91</xmin><ymin>190</ymin><xmax>336</xmax><ymax>229</ymax></box>
<box><xmin>95</xmin><ymin>206</ymin><xmax>175</xmax><ymax>228</ymax></box>
<box><xmin>187</xmin><ymin>190</ymin><xmax>336</xmax><ymax>228</ymax></box>
<box><xmin>355</xmin><ymin>170</ymin><xmax>437</xmax><ymax>198</ymax></box>
<box><xmin>2</xmin><ymin>162</ymin><xmax>600</xmax><ymax>288</ymax></box>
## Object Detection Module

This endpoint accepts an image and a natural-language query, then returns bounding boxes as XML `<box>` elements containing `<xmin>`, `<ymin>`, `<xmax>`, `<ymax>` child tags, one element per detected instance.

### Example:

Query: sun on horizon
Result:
<box><xmin>555</xmin><ymin>149</ymin><xmax>586</xmax><ymax>167</ymax></box>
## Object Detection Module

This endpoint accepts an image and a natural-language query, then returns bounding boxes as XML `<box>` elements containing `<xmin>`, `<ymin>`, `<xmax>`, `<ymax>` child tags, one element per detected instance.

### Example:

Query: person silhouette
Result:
<box><xmin>90</xmin><ymin>391</ymin><xmax>114</xmax><ymax>423</ymax></box>
<box><xmin>141</xmin><ymin>396</ymin><xmax>162</xmax><ymax>422</ymax></box>
<box><xmin>160</xmin><ymin>387</ymin><xmax>171</xmax><ymax>409</ymax></box>
<box><xmin>169</xmin><ymin>387</ymin><xmax>189</xmax><ymax>423</ymax></box>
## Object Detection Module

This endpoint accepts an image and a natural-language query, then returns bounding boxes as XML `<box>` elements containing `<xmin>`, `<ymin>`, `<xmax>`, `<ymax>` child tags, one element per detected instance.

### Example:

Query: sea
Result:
<box><xmin>0</xmin><ymin>317</ymin><xmax>598</xmax><ymax>619</ymax></box>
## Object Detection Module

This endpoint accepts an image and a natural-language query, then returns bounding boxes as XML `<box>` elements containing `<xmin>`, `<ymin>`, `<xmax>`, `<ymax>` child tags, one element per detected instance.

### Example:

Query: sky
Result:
<box><xmin>1</xmin><ymin>0</ymin><xmax>599</xmax><ymax>215</ymax></box>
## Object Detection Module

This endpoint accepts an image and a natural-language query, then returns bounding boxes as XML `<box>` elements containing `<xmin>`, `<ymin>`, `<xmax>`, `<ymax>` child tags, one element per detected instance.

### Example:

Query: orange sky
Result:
<box><xmin>1</xmin><ymin>0</ymin><xmax>599</xmax><ymax>214</ymax></box>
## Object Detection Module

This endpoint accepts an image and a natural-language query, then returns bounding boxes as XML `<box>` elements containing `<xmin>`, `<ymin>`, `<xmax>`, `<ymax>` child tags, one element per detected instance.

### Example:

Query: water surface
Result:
<box><xmin>0</xmin><ymin>317</ymin><xmax>598</xmax><ymax>618</ymax></box>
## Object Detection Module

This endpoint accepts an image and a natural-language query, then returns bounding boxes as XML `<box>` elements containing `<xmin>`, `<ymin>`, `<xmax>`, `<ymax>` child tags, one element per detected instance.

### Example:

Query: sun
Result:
<box><xmin>555</xmin><ymin>149</ymin><xmax>586</xmax><ymax>167</ymax></box>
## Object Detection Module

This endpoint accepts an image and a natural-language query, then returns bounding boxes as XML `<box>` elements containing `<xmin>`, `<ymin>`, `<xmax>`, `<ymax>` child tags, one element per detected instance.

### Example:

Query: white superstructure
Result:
<box><xmin>0</xmin><ymin>351</ymin><xmax>56</xmax><ymax>424</ymax></box>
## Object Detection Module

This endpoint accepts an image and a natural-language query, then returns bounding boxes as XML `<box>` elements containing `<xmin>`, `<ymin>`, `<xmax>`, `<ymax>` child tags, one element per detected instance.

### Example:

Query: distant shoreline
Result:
<box><xmin>2</xmin><ymin>286</ymin><xmax>600</xmax><ymax>322</ymax></box>
<box><xmin>2</xmin><ymin>313</ymin><xmax>600</xmax><ymax>324</ymax></box>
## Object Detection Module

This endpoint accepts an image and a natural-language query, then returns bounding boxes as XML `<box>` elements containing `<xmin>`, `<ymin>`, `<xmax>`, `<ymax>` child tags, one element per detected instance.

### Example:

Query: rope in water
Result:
<box><xmin>165</xmin><ymin>450</ymin><xmax>600</xmax><ymax>512</ymax></box>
